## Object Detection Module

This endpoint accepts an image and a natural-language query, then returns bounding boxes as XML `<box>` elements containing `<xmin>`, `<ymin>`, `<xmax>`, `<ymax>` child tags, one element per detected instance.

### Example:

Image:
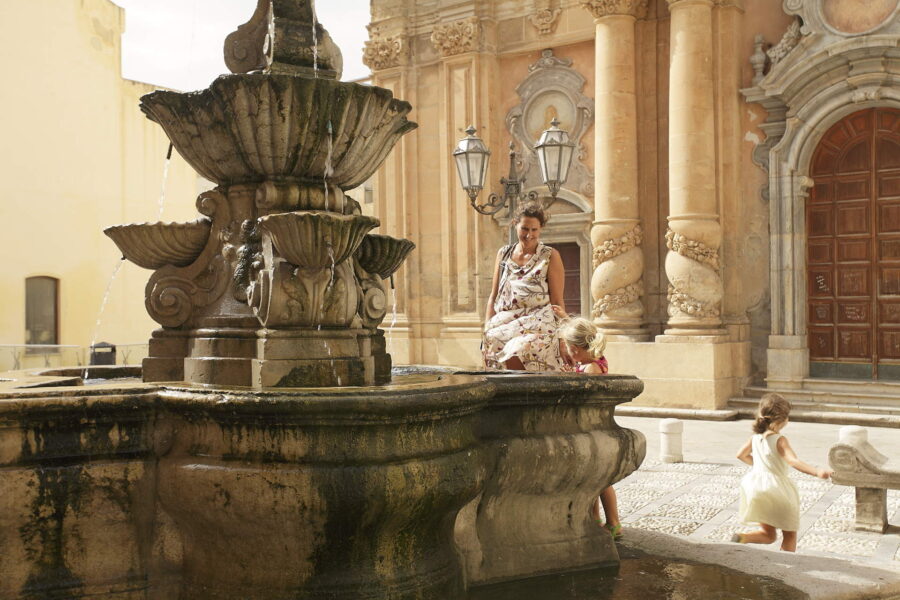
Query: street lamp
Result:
<box><xmin>453</xmin><ymin>120</ymin><xmax>574</xmax><ymax>243</ymax></box>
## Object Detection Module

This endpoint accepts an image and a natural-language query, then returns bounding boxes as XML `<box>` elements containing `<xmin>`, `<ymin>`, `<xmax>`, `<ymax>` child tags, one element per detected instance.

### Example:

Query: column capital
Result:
<box><xmin>579</xmin><ymin>0</ymin><xmax>648</xmax><ymax>20</ymax></box>
<box><xmin>666</xmin><ymin>0</ymin><xmax>714</xmax><ymax>9</ymax></box>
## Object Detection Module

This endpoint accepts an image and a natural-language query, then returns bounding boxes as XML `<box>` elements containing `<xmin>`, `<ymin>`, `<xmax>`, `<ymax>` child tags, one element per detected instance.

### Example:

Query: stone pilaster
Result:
<box><xmin>664</xmin><ymin>0</ymin><xmax>724</xmax><ymax>335</ymax></box>
<box><xmin>581</xmin><ymin>0</ymin><xmax>649</xmax><ymax>339</ymax></box>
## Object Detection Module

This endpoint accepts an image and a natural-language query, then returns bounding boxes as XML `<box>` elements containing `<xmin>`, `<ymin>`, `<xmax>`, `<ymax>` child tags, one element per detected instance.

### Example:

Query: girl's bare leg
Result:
<box><xmin>781</xmin><ymin>530</ymin><xmax>797</xmax><ymax>552</ymax></box>
<box><xmin>600</xmin><ymin>487</ymin><xmax>620</xmax><ymax>526</ymax></box>
<box><xmin>504</xmin><ymin>356</ymin><xmax>526</xmax><ymax>370</ymax></box>
<box><xmin>738</xmin><ymin>523</ymin><xmax>777</xmax><ymax>545</ymax></box>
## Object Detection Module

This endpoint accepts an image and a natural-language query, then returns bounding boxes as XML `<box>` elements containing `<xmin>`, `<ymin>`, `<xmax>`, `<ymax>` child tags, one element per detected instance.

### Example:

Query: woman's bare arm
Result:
<box><xmin>547</xmin><ymin>248</ymin><xmax>566</xmax><ymax>314</ymax></box>
<box><xmin>777</xmin><ymin>436</ymin><xmax>832</xmax><ymax>479</ymax></box>
<box><xmin>736</xmin><ymin>438</ymin><xmax>753</xmax><ymax>466</ymax></box>
<box><xmin>484</xmin><ymin>247</ymin><xmax>505</xmax><ymax>323</ymax></box>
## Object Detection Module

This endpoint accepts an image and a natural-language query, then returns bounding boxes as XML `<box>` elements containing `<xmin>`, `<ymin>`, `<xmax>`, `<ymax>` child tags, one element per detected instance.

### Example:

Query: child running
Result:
<box><xmin>557</xmin><ymin>314</ymin><xmax>621</xmax><ymax>540</ymax></box>
<box><xmin>732</xmin><ymin>393</ymin><xmax>832</xmax><ymax>551</ymax></box>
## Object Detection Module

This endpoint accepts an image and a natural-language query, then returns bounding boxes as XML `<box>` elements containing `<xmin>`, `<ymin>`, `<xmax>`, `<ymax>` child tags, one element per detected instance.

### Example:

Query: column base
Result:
<box><xmin>605</xmin><ymin>336</ymin><xmax>751</xmax><ymax>410</ymax></box>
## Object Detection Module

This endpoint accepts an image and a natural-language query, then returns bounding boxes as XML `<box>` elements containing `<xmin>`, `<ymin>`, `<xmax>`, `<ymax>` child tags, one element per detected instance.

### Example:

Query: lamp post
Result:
<box><xmin>453</xmin><ymin>119</ymin><xmax>575</xmax><ymax>243</ymax></box>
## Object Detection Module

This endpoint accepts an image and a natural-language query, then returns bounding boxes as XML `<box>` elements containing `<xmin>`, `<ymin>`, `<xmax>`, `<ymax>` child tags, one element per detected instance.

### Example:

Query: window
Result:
<box><xmin>25</xmin><ymin>277</ymin><xmax>59</xmax><ymax>345</ymax></box>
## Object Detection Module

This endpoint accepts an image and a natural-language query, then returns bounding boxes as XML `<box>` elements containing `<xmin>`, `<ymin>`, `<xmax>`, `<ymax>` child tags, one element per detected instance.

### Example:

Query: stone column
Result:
<box><xmin>581</xmin><ymin>0</ymin><xmax>649</xmax><ymax>340</ymax></box>
<box><xmin>664</xmin><ymin>0</ymin><xmax>725</xmax><ymax>335</ymax></box>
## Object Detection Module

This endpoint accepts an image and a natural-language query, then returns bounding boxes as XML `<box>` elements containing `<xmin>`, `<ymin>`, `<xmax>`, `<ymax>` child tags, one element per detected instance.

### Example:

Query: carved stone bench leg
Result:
<box><xmin>855</xmin><ymin>487</ymin><xmax>888</xmax><ymax>533</ymax></box>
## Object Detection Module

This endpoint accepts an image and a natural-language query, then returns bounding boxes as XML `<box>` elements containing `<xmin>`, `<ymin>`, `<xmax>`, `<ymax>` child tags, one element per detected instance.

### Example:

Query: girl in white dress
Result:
<box><xmin>733</xmin><ymin>393</ymin><xmax>832</xmax><ymax>552</ymax></box>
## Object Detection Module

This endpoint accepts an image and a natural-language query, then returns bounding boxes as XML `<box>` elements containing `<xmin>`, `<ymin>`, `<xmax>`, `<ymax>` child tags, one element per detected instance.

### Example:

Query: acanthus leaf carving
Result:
<box><xmin>363</xmin><ymin>35</ymin><xmax>407</xmax><ymax>71</ymax></box>
<box><xmin>580</xmin><ymin>0</ymin><xmax>648</xmax><ymax>19</ymax></box>
<box><xmin>430</xmin><ymin>17</ymin><xmax>480</xmax><ymax>57</ymax></box>
<box><xmin>766</xmin><ymin>17</ymin><xmax>803</xmax><ymax>66</ymax></box>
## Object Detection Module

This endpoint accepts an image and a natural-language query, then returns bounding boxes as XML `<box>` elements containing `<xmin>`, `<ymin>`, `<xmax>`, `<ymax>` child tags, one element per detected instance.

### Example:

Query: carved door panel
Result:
<box><xmin>808</xmin><ymin>108</ymin><xmax>900</xmax><ymax>379</ymax></box>
<box><xmin>555</xmin><ymin>242</ymin><xmax>582</xmax><ymax>316</ymax></box>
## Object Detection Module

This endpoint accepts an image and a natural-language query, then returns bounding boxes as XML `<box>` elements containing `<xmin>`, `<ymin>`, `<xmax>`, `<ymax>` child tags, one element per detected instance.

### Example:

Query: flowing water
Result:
<box><xmin>386</xmin><ymin>281</ymin><xmax>399</xmax><ymax>341</ymax></box>
<box><xmin>311</xmin><ymin>17</ymin><xmax>319</xmax><ymax>75</ymax></box>
<box><xmin>82</xmin><ymin>258</ymin><xmax>125</xmax><ymax>380</ymax></box>
<box><xmin>324</xmin><ymin>120</ymin><xmax>334</xmax><ymax>211</ymax></box>
<box><xmin>157</xmin><ymin>143</ymin><xmax>173</xmax><ymax>220</ymax></box>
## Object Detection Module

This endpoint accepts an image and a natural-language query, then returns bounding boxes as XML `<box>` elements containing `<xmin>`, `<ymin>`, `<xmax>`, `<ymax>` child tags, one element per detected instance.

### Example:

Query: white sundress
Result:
<box><xmin>482</xmin><ymin>243</ymin><xmax>566</xmax><ymax>372</ymax></box>
<box><xmin>738</xmin><ymin>433</ymin><xmax>801</xmax><ymax>532</ymax></box>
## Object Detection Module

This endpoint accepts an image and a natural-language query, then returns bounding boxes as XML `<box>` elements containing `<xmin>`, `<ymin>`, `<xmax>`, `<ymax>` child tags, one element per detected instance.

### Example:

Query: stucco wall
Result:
<box><xmin>0</xmin><ymin>0</ymin><xmax>202</xmax><ymax>368</ymax></box>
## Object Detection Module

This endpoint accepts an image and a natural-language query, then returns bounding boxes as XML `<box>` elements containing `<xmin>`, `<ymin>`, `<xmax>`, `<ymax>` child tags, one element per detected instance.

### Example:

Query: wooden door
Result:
<box><xmin>554</xmin><ymin>242</ymin><xmax>582</xmax><ymax>316</ymax></box>
<box><xmin>807</xmin><ymin>107</ymin><xmax>900</xmax><ymax>379</ymax></box>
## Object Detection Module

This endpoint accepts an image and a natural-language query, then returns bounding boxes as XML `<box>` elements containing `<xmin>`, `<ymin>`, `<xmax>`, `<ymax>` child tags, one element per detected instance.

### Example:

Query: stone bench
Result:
<box><xmin>828</xmin><ymin>426</ymin><xmax>900</xmax><ymax>533</ymax></box>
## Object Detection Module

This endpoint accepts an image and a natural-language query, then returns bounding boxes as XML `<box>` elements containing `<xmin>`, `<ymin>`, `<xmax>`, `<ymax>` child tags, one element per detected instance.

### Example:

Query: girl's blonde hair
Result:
<box><xmin>560</xmin><ymin>317</ymin><xmax>606</xmax><ymax>359</ymax></box>
<box><xmin>753</xmin><ymin>393</ymin><xmax>792</xmax><ymax>434</ymax></box>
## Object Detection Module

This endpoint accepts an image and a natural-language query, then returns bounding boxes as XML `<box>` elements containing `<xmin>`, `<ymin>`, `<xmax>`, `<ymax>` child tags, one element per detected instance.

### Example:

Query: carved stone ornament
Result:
<box><xmin>579</xmin><ymin>0</ymin><xmax>649</xmax><ymax>19</ymax></box>
<box><xmin>363</xmin><ymin>36</ymin><xmax>406</xmax><ymax>71</ymax></box>
<box><xmin>592</xmin><ymin>224</ymin><xmax>643</xmax><ymax>269</ymax></box>
<box><xmin>667</xmin><ymin>285</ymin><xmax>721</xmax><ymax>319</ymax></box>
<box><xmin>530</xmin><ymin>0</ymin><xmax>562</xmax><ymax>34</ymax></box>
<box><xmin>665</xmin><ymin>229</ymin><xmax>720</xmax><ymax>271</ymax></box>
<box><xmin>506</xmin><ymin>49</ymin><xmax>595</xmax><ymax>199</ymax></box>
<box><xmin>767</xmin><ymin>18</ymin><xmax>802</xmax><ymax>65</ymax></box>
<box><xmin>430</xmin><ymin>17</ymin><xmax>480</xmax><ymax>57</ymax></box>
<box><xmin>593</xmin><ymin>281</ymin><xmax>643</xmax><ymax>316</ymax></box>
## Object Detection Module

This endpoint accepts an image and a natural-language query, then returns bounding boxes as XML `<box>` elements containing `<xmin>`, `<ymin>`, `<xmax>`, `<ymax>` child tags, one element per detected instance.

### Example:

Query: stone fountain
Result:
<box><xmin>0</xmin><ymin>2</ymin><xmax>645</xmax><ymax>599</ymax></box>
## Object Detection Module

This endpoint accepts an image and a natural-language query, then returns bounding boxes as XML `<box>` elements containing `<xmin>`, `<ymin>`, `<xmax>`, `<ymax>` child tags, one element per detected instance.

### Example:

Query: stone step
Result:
<box><xmin>728</xmin><ymin>397</ymin><xmax>900</xmax><ymax>428</ymax></box>
<box><xmin>743</xmin><ymin>384</ymin><xmax>900</xmax><ymax>410</ymax></box>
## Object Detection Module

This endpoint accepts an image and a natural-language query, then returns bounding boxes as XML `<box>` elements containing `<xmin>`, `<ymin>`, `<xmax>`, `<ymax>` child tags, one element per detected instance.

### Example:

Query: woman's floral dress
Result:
<box><xmin>483</xmin><ymin>243</ymin><xmax>566</xmax><ymax>371</ymax></box>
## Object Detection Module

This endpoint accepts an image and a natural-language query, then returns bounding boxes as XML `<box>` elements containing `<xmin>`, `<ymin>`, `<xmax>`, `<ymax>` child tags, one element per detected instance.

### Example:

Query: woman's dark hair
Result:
<box><xmin>752</xmin><ymin>393</ymin><xmax>792</xmax><ymax>434</ymax></box>
<box><xmin>513</xmin><ymin>202</ymin><xmax>549</xmax><ymax>226</ymax></box>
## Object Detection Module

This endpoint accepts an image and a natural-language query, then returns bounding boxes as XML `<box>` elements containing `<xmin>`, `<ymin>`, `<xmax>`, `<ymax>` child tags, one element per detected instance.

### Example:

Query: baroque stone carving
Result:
<box><xmin>665</xmin><ymin>229</ymin><xmax>720</xmax><ymax>270</ymax></box>
<box><xmin>767</xmin><ymin>18</ymin><xmax>802</xmax><ymax>65</ymax></box>
<box><xmin>431</xmin><ymin>17</ymin><xmax>480</xmax><ymax>57</ymax></box>
<box><xmin>665</xmin><ymin>226</ymin><xmax>723</xmax><ymax>323</ymax></box>
<box><xmin>506</xmin><ymin>49</ymin><xmax>594</xmax><ymax>199</ymax></box>
<box><xmin>530</xmin><ymin>0</ymin><xmax>561</xmax><ymax>34</ymax></box>
<box><xmin>223</xmin><ymin>0</ymin><xmax>273</xmax><ymax>74</ymax></box>
<box><xmin>363</xmin><ymin>35</ymin><xmax>406</xmax><ymax>70</ymax></box>
<box><xmin>590</xmin><ymin>223</ymin><xmax>645</xmax><ymax>323</ymax></box>
<box><xmin>580</xmin><ymin>0</ymin><xmax>649</xmax><ymax>18</ymax></box>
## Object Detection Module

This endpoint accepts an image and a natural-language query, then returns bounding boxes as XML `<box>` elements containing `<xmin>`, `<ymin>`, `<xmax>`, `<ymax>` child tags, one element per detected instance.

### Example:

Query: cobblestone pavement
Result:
<box><xmin>615</xmin><ymin>416</ymin><xmax>900</xmax><ymax>567</ymax></box>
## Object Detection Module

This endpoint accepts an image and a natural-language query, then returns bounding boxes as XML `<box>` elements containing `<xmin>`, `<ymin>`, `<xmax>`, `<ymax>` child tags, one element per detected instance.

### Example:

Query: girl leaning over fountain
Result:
<box><xmin>482</xmin><ymin>203</ymin><xmax>571</xmax><ymax>371</ymax></box>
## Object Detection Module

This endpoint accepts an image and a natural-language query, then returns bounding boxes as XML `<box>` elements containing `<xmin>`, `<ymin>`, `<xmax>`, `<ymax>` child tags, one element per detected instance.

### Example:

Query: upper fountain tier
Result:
<box><xmin>140</xmin><ymin>75</ymin><xmax>416</xmax><ymax>190</ymax></box>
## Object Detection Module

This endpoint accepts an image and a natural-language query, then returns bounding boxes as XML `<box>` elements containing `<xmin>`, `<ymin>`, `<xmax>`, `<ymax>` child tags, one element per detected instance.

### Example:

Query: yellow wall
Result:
<box><xmin>0</xmin><ymin>0</ymin><xmax>202</xmax><ymax>367</ymax></box>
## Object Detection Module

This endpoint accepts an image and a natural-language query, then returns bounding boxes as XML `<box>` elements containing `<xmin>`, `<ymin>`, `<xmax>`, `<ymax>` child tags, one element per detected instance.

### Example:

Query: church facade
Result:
<box><xmin>363</xmin><ymin>0</ymin><xmax>900</xmax><ymax>409</ymax></box>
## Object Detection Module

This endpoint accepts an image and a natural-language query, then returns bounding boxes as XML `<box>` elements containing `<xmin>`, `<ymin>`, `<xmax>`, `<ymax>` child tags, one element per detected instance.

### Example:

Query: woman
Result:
<box><xmin>482</xmin><ymin>203</ymin><xmax>570</xmax><ymax>371</ymax></box>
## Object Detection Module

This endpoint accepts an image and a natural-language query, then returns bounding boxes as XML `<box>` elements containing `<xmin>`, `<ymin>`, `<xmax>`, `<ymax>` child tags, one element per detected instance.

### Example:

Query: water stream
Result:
<box><xmin>82</xmin><ymin>258</ymin><xmax>125</xmax><ymax>380</ymax></box>
<box><xmin>386</xmin><ymin>281</ymin><xmax>398</xmax><ymax>341</ymax></box>
<box><xmin>157</xmin><ymin>143</ymin><xmax>173</xmax><ymax>220</ymax></box>
<box><xmin>324</xmin><ymin>120</ymin><xmax>334</xmax><ymax>210</ymax></box>
<box><xmin>311</xmin><ymin>17</ymin><xmax>319</xmax><ymax>75</ymax></box>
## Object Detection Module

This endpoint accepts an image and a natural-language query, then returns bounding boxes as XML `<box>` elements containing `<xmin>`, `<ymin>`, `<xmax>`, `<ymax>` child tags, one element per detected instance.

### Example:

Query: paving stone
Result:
<box><xmin>646</xmin><ymin>503</ymin><xmax>723</xmax><ymax>521</ymax></box>
<box><xmin>705</xmin><ymin>522</ymin><xmax>764</xmax><ymax>543</ymax></box>
<box><xmin>809</xmin><ymin>516</ymin><xmax>855</xmax><ymax>534</ymax></box>
<box><xmin>668</xmin><ymin>493</ymin><xmax>735</xmax><ymax>509</ymax></box>
<box><xmin>799</xmin><ymin>532</ymin><xmax>880</xmax><ymax>557</ymax></box>
<box><xmin>626</xmin><ymin>516</ymin><xmax>704</xmax><ymax>536</ymax></box>
<box><xmin>642</xmin><ymin>461</ymin><xmax>723</xmax><ymax>473</ymax></box>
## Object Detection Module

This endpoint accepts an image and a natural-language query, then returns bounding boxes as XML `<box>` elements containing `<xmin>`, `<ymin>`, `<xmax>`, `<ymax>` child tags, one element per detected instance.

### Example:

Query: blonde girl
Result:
<box><xmin>733</xmin><ymin>393</ymin><xmax>832</xmax><ymax>552</ymax></box>
<box><xmin>558</xmin><ymin>316</ymin><xmax>620</xmax><ymax>539</ymax></box>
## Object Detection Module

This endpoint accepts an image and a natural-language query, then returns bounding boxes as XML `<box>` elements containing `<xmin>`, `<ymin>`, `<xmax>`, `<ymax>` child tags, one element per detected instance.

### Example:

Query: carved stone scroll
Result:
<box><xmin>431</xmin><ymin>17</ymin><xmax>480</xmax><ymax>57</ymax></box>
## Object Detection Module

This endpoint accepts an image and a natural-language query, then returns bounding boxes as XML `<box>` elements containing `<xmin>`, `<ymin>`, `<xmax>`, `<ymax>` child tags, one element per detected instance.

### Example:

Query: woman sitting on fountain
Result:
<box><xmin>482</xmin><ymin>203</ymin><xmax>571</xmax><ymax>371</ymax></box>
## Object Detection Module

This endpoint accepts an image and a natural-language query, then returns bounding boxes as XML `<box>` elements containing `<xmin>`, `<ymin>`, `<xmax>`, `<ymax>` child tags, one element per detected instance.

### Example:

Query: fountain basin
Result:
<box><xmin>104</xmin><ymin>220</ymin><xmax>212</xmax><ymax>270</ymax></box>
<box><xmin>356</xmin><ymin>233</ymin><xmax>417</xmax><ymax>280</ymax></box>
<box><xmin>258</xmin><ymin>211</ymin><xmax>379</xmax><ymax>269</ymax></box>
<box><xmin>0</xmin><ymin>370</ymin><xmax>644</xmax><ymax>600</ymax></box>
<box><xmin>139</xmin><ymin>74</ymin><xmax>417</xmax><ymax>189</ymax></box>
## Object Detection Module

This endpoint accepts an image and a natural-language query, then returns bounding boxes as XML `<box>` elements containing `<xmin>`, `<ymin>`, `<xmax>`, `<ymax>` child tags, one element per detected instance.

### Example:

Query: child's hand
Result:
<box><xmin>816</xmin><ymin>467</ymin><xmax>833</xmax><ymax>480</ymax></box>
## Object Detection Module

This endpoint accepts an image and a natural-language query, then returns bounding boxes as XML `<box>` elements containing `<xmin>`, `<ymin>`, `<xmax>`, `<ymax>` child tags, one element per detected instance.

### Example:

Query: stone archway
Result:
<box><xmin>742</xmin><ymin>1</ymin><xmax>900</xmax><ymax>386</ymax></box>
<box><xmin>807</xmin><ymin>107</ymin><xmax>900</xmax><ymax>380</ymax></box>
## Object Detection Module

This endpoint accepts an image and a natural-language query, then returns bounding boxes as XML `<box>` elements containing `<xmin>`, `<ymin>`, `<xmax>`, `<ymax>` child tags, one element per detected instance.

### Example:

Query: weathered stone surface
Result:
<box><xmin>0</xmin><ymin>372</ymin><xmax>644</xmax><ymax>599</ymax></box>
<box><xmin>829</xmin><ymin>426</ymin><xmax>900</xmax><ymax>533</ymax></box>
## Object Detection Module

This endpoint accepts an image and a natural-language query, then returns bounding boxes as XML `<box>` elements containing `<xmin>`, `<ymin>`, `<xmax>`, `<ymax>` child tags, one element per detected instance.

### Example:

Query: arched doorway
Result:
<box><xmin>807</xmin><ymin>107</ymin><xmax>900</xmax><ymax>380</ymax></box>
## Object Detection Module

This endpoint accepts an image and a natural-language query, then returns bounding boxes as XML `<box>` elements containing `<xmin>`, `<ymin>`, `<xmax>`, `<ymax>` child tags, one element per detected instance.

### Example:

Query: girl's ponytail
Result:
<box><xmin>753</xmin><ymin>393</ymin><xmax>792</xmax><ymax>433</ymax></box>
<box><xmin>560</xmin><ymin>317</ymin><xmax>606</xmax><ymax>359</ymax></box>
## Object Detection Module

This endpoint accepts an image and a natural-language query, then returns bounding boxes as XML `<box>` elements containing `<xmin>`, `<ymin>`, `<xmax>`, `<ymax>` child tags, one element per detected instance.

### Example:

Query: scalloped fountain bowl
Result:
<box><xmin>356</xmin><ymin>233</ymin><xmax>416</xmax><ymax>279</ymax></box>
<box><xmin>104</xmin><ymin>219</ymin><xmax>211</xmax><ymax>269</ymax></box>
<box><xmin>258</xmin><ymin>211</ymin><xmax>379</xmax><ymax>269</ymax></box>
<box><xmin>140</xmin><ymin>74</ymin><xmax>418</xmax><ymax>189</ymax></box>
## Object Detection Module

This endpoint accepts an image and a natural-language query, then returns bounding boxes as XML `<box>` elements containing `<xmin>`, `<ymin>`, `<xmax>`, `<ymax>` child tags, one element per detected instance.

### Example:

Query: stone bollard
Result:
<box><xmin>659</xmin><ymin>418</ymin><xmax>684</xmax><ymax>463</ymax></box>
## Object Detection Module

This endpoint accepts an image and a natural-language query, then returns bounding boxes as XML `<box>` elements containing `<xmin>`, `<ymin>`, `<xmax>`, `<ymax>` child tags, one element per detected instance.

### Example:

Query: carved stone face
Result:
<box><xmin>822</xmin><ymin>0</ymin><xmax>898</xmax><ymax>34</ymax></box>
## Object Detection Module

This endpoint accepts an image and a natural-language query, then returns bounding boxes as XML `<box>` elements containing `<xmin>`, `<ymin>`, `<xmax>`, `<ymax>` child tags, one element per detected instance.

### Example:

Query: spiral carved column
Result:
<box><xmin>664</xmin><ymin>0</ymin><xmax>724</xmax><ymax>335</ymax></box>
<box><xmin>581</xmin><ymin>0</ymin><xmax>649</xmax><ymax>339</ymax></box>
